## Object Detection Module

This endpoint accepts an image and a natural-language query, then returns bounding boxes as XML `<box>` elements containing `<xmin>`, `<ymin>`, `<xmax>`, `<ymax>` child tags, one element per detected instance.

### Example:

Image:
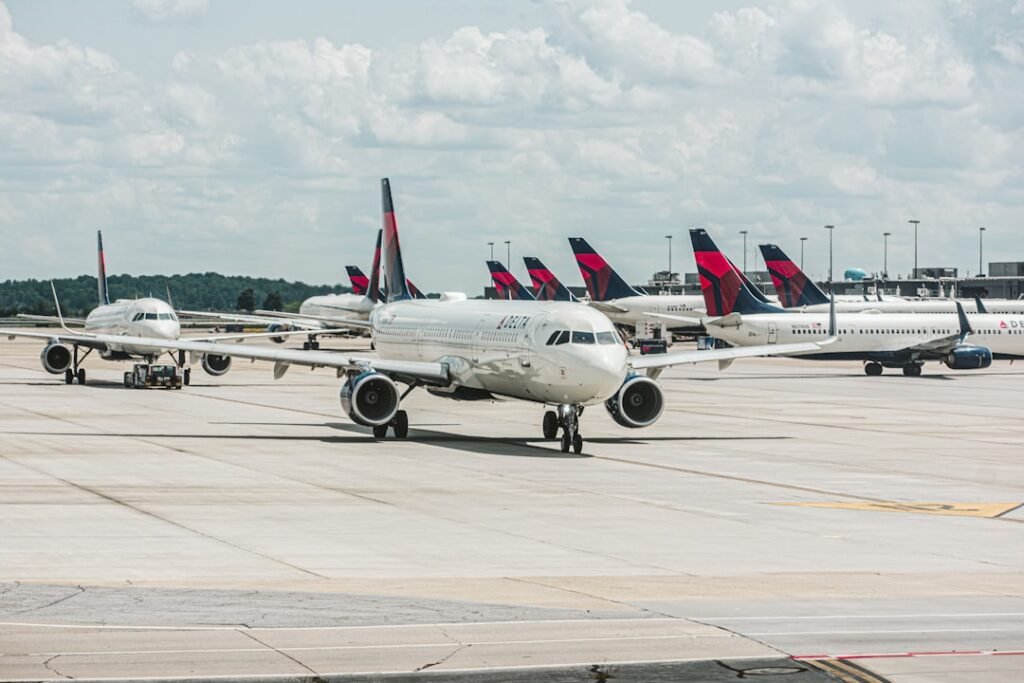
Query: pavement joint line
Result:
<box><xmin>236</xmin><ymin>629</ymin><xmax>320</xmax><ymax>677</ymax></box>
<box><xmin>0</xmin><ymin>454</ymin><xmax>328</xmax><ymax>580</ymax></box>
<box><xmin>5</xmin><ymin>634</ymin><xmax>723</xmax><ymax>658</ymax></box>
<box><xmin>503</xmin><ymin>576</ymin><xmax>678</xmax><ymax>617</ymax></box>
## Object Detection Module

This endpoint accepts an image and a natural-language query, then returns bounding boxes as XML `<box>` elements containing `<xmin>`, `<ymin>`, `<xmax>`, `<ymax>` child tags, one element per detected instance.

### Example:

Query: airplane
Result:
<box><xmin>568</xmin><ymin>237</ymin><xmax>706</xmax><ymax>335</ymax></box>
<box><xmin>487</xmin><ymin>261</ymin><xmax>536</xmax><ymax>300</ymax></box>
<box><xmin>8</xmin><ymin>231</ymin><xmax>335</xmax><ymax>385</ymax></box>
<box><xmin>523</xmin><ymin>257</ymin><xmax>578</xmax><ymax>302</ymax></box>
<box><xmin>662</xmin><ymin>228</ymin><xmax>1024</xmax><ymax>377</ymax></box>
<box><xmin>63</xmin><ymin>178</ymin><xmax>827</xmax><ymax>453</ymax></box>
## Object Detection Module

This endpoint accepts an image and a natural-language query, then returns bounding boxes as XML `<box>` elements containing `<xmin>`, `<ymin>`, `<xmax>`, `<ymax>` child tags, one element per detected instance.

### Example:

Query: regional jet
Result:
<box><xmin>62</xmin><ymin>179</ymin><xmax>826</xmax><ymax>453</ymax></box>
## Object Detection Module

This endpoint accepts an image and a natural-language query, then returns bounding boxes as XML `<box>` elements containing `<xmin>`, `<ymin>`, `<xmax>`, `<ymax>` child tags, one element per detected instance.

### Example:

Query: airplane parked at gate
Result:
<box><xmin>656</xmin><ymin>229</ymin><xmax>1024</xmax><ymax>377</ymax></box>
<box><xmin>60</xmin><ymin>179</ymin><xmax>826</xmax><ymax>453</ymax></box>
<box><xmin>487</xmin><ymin>261</ymin><xmax>536</xmax><ymax>300</ymax></box>
<box><xmin>8</xmin><ymin>231</ymin><xmax>331</xmax><ymax>385</ymax></box>
<box><xmin>523</xmin><ymin>257</ymin><xmax>578</xmax><ymax>302</ymax></box>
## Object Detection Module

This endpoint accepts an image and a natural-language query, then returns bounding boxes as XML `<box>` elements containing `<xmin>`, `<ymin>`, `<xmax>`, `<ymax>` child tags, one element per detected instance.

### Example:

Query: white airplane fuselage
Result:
<box><xmin>709</xmin><ymin>311</ymin><xmax>1024</xmax><ymax>360</ymax></box>
<box><xmin>794</xmin><ymin>299</ymin><xmax>1024</xmax><ymax>315</ymax></box>
<box><xmin>84</xmin><ymin>298</ymin><xmax>179</xmax><ymax>357</ymax></box>
<box><xmin>371</xmin><ymin>300</ymin><xmax>628</xmax><ymax>405</ymax></box>
<box><xmin>300</xmin><ymin>294</ymin><xmax>376</xmax><ymax>321</ymax></box>
<box><xmin>595</xmin><ymin>295</ymin><xmax>706</xmax><ymax>330</ymax></box>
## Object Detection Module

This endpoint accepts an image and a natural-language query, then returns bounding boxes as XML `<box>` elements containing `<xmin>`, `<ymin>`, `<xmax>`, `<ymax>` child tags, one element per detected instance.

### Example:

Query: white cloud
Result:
<box><xmin>132</xmin><ymin>0</ymin><xmax>207</xmax><ymax>24</ymax></box>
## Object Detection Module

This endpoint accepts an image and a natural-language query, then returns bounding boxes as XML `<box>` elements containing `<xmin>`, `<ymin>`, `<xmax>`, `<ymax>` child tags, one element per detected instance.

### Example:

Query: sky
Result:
<box><xmin>1</xmin><ymin>0</ymin><xmax>1022</xmax><ymax>291</ymax></box>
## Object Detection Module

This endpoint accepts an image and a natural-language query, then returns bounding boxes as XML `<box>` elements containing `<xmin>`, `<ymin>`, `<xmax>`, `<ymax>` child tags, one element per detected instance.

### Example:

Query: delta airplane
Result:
<box><xmin>72</xmin><ymin>178</ymin><xmax>826</xmax><ymax>453</ymax></box>
<box><xmin>759</xmin><ymin>243</ymin><xmax>1023</xmax><ymax>314</ymax></box>
<box><xmin>8</xmin><ymin>231</ymin><xmax>331</xmax><ymax>385</ymax></box>
<box><xmin>523</xmin><ymin>257</ymin><xmax>578</xmax><ymax>302</ymax></box>
<box><xmin>659</xmin><ymin>229</ymin><xmax>1024</xmax><ymax>377</ymax></box>
<box><xmin>487</xmin><ymin>261</ymin><xmax>536</xmax><ymax>300</ymax></box>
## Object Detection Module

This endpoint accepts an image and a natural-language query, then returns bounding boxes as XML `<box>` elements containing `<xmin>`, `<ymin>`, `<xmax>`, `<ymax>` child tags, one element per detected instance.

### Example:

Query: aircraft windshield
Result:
<box><xmin>571</xmin><ymin>331</ymin><xmax>595</xmax><ymax>344</ymax></box>
<box><xmin>596</xmin><ymin>331</ymin><xmax>618</xmax><ymax>345</ymax></box>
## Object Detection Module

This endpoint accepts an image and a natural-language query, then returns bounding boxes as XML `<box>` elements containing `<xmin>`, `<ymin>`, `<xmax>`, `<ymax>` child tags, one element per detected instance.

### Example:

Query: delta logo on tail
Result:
<box><xmin>759</xmin><ymin>244</ymin><xmax>828</xmax><ymax>308</ymax></box>
<box><xmin>523</xmin><ymin>257</ymin><xmax>576</xmax><ymax>302</ymax></box>
<box><xmin>689</xmin><ymin>229</ymin><xmax>783</xmax><ymax>316</ymax></box>
<box><xmin>381</xmin><ymin>178</ymin><xmax>411</xmax><ymax>302</ymax></box>
<box><xmin>487</xmin><ymin>261</ymin><xmax>536</xmax><ymax>300</ymax></box>
<box><xmin>346</xmin><ymin>266</ymin><xmax>370</xmax><ymax>296</ymax></box>
<box><xmin>568</xmin><ymin>238</ymin><xmax>644</xmax><ymax>301</ymax></box>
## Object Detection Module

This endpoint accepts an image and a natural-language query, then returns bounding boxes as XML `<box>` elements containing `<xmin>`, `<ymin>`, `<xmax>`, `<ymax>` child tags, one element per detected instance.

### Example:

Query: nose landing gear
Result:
<box><xmin>543</xmin><ymin>405</ymin><xmax>584</xmax><ymax>454</ymax></box>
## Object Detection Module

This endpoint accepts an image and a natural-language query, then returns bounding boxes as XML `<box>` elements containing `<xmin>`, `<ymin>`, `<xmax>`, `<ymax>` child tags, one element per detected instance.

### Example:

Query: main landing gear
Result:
<box><xmin>543</xmin><ymin>404</ymin><xmax>584</xmax><ymax>454</ymax></box>
<box><xmin>302</xmin><ymin>336</ymin><xmax>321</xmax><ymax>351</ymax></box>
<box><xmin>64</xmin><ymin>346</ymin><xmax>91</xmax><ymax>384</ymax></box>
<box><xmin>863</xmin><ymin>361</ymin><xmax>923</xmax><ymax>377</ymax></box>
<box><xmin>901</xmin><ymin>363</ymin><xmax>922</xmax><ymax>377</ymax></box>
<box><xmin>864</xmin><ymin>362</ymin><xmax>883</xmax><ymax>376</ymax></box>
<box><xmin>372</xmin><ymin>410</ymin><xmax>409</xmax><ymax>439</ymax></box>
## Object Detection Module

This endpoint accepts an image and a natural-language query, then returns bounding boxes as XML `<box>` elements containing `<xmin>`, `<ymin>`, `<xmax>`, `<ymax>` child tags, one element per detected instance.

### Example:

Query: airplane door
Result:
<box><xmin>768</xmin><ymin>321</ymin><xmax>778</xmax><ymax>344</ymax></box>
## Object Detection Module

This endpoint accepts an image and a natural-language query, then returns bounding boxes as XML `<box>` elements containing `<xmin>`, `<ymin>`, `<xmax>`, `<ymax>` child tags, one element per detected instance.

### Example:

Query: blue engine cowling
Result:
<box><xmin>340</xmin><ymin>371</ymin><xmax>400</xmax><ymax>427</ymax></box>
<box><xmin>604</xmin><ymin>374</ymin><xmax>664</xmax><ymax>428</ymax></box>
<box><xmin>945</xmin><ymin>345</ymin><xmax>992</xmax><ymax>370</ymax></box>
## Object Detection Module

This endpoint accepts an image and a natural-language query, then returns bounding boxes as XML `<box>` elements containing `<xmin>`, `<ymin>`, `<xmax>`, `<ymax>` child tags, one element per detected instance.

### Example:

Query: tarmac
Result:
<box><xmin>1</xmin><ymin>332</ymin><xmax>1022</xmax><ymax>681</ymax></box>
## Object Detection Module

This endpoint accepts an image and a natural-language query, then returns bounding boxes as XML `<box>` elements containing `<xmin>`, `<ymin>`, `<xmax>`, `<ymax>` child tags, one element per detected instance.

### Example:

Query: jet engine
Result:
<box><xmin>41</xmin><ymin>343</ymin><xmax>73</xmax><ymax>374</ymax></box>
<box><xmin>266</xmin><ymin>323</ymin><xmax>291</xmax><ymax>344</ymax></box>
<box><xmin>201</xmin><ymin>353</ymin><xmax>232</xmax><ymax>376</ymax></box>
<box><xmin>944</xmin><ymin>345</ymin><xmax>992</xmax><ymax>370</ymax></box>
<box><xmin>340</xmin><ymin>371</ymin><xmax>399</xmax><ymax>427</ymax></box>
<box><xmin>604</xmin><ymin>374</ymin><xmax>664</xmax><ymax>428</ymax></box>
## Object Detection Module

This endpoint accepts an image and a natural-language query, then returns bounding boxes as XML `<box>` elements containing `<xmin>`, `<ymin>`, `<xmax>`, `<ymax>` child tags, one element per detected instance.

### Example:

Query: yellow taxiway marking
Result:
<box><xmin>774</xmin><ymin>502</ymin><xmax>1023</xmax><ymax>518</ymax></box>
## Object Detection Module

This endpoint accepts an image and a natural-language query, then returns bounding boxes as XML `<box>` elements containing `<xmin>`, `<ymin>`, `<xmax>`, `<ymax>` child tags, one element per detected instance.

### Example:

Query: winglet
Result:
<box><xmin>956</xmin><ymin>300</ymin><xmax>973</xmax><ymax>343</ymax></box>
<box><xmin>974</xmin><ymin>296</ymin><xmax>988</xmax><ymax>314</ymax></box>
<box><xmin>50</xmin><ymin>282</ymin><xmax>72</xmax><ymax>332</ymax></box>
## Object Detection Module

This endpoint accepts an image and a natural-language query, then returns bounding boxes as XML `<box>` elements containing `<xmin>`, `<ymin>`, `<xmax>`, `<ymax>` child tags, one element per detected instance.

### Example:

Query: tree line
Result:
<box><xmin>0</xmin><ymin>273</ymin><xmax>351</xmax><ymax>317</ymax></box>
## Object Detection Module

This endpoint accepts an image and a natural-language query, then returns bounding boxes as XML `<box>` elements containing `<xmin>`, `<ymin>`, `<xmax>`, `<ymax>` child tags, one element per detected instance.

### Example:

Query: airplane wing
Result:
<box><xmin>903</xmin><ymin>300</ymin><xmax>974</xmax><ymax>357</ymax></box>
<box><xmin>253</xmin><ymin>309</ymin><xmax>371</xmax><ymax>327</ymax></box>
<box><xmin>586</xmin><ymin>301</ymin><xmax>631</xmax><ymax>314</ymax></box>
<box><xmin>5</xmin><ymin>329</ymin><xmax>111</xmax><ymax>351</ymax></box>
<box><xmin>17</xmin><ymin>314</ymin><xmax>87</xmax><ymax>325</ymax></box>
<box><xmin>187</xmin><ymin>326</ymin><xmax>368</xmax><ymax>342</ymax></box>
<box><xmin>18</xmin><ymin>332</ymin><xmax>450</xmax><ymax>386</ymax></box>
<box><xmin>629</xmin><ymin>341</ymin><xmax>824</xmax><ymax>376</ymax></box>
<box><xmin>177</xmin><ymin>310</ymin><xmax>326</xmax><ymax>330</ymax></box>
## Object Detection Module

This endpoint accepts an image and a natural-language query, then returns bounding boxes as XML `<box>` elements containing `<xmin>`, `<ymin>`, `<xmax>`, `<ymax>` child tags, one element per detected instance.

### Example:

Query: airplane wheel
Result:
<box><xmin>393</xmin><ymin>410</ymin><xmax>409</xmax><ymax>439</ymax></box>
<box><xmin>312</xmin><ymin>341</ymin><xmax>320</xmax><ymax>350</ymax></box>
<box><xmin>572</xmin><ymin>434</ymin><xmax>583</xmax><ymax>454</ymax></box>
<box><xmin>911</xmin><ymin>364</ymin><xmax>922</xmax><ymax>377</ymax></box>
<box><xmin>65</xmin><ymin>369</ymin><xmax>74</xmax><ymax>385</ymax></box>
<box><xmin>560</xmin><ymin>432</ymin><xmax>571</xmax><ymax>453</ymax></box>
<box><xmin>542</xmin><ymin>411</ymin><xmax>558</xmax><ymax>439</ymax></box>
<box><xmin>865</xmin><ymin>362</ymin><xmax>882</xmax><ymax>376</ymax></box>
<box><xmin>76</xmin><ymin>369</ymin><xmax>86</xmax><ymax>385</ymax></box>
<box><xmin>372</xmin><ymin>424</ymin><xmax>389</xmax><ymax>439</ymax></box>
<box><xmin>124</xmin><ymin>372</ymin><xmax>131</xmax><ymax>387</ymax></box>
<box><xmin>302</xmin><ymin>341</ymin><xmax>311</xmax><ymax>350</ymax></box>
<box><xmin>183</xmin><ymin>369</ymin><xmax>191</xmax><ymax>386</ymax></box>
<box><xmin>902</xmin><ymin>364</ymin><xmax>922</xmax><ymax>377</ymax></box>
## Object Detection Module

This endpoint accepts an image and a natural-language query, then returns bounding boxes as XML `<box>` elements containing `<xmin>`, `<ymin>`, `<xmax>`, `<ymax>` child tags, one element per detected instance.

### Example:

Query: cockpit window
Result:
<box><xmin>546</xmin><ymin>331</ymin><xmax>560</xmax><ymax>346</ymax></box>
<box><xmin>158</xmin><ymin>313</ymin><xmax>172</xmax><ymax>320</ymax></box>
<box><xmin>571</xmin><ymin>331</ymin><xmax>595</xmax><ymax>344</ymax></box>
<box><xmin>132</xmin><ymin>313</ymin><xmax>143</xmax><ymax>321</ymax></box>
<box><xmin>145</xmin><ymin>313</ymin><xmax>158</xmax><ymax>320</ymax></box>
<box><xmin>555</xmin><ymin>330</ymin><xmax>570</xmax><ymax>345</ymax></box>
<box><xmin>596</xmin><ymin>331</ymin><xmax>617</xmax><ymax>345</ymax></box>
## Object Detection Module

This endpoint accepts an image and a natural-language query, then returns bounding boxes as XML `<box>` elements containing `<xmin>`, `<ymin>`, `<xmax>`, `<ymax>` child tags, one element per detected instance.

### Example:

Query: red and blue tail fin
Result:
<box><xmin>727</xmin><ymin>256</ymin><xmax>771</xmax><ymax>304</ymax></box>
<box><xmin>689</xmin><ymin>229</ymin><xmax>784</xmax><ymax>316</ymax></box>
<box><xmin>568</xmin><ymin>237</ymin><xmax>644</xmax><ymax>301</ymax></box>
<box><xmin>346</xmin><ymin>266</ymin><xmax>369</xmax><ymax>296</ymax></box>
<box><xmin>523</xmin><ymin>256</ymin><xmax>577</xmax><ymax>302</ymax></box>
<box><xmin>367</xmin><ymin>229</ymin><xmax>384</xmax><ymax>303</ymax></box>
<box><xmin>759</xmin><ymin>244</ymin><xmax>829</xmax><ymax>307</ymax></box>
<box><xmin>406</xmin><ymin>278</ymin><xmax>426</xmax><ymax>300</ymax></box>
<box><xmin>97</xmin><ymin>230</ymin><xmax>110</xmax><ymax>306</ymax></box>
<box><xmin>381</xmin><ymin>178</ymin><xmax>411</xmax><ymax>302</ymax></box>
<box><xmin>487</xmin><ymin>261</ymin><xmax>536</xmax><ymax>300</ymax></box>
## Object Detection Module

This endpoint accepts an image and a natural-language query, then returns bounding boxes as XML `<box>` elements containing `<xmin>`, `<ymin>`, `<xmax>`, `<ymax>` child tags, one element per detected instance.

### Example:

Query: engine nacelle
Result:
<box><xmin>266</xmin><ymin>323</ymin><xmax>291</xmax><ymax>344</ymax></box>
<box><xmin>944</xmin><ymin>345</ymin><xmax>992</xmax><ymax>370</ymax></box>
<box><xmin>340</xmin><ymin>371</ymin><xmax>400</xmax><ymax>427</ymax></box>
<box><xmin>604</xmin><ymin>374</ymin><xmax>664</xmax><ymax>428</ymax></box>
<box><xmin>201</xmin><ymin>353</ymin><xmax>232</xmax><ymax>376</ymax></box>
<box><xmin>41</xmin><ymin>343</ymin><xmax>72</xmax><ymax>374</ymax></box>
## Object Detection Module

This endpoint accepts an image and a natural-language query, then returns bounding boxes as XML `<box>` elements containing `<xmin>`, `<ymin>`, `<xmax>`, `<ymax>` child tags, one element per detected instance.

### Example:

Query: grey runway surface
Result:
<box><xmin>1</xmin><ymin>334</ymin><xmax>1022</xmax><ymax>681</ymax></box>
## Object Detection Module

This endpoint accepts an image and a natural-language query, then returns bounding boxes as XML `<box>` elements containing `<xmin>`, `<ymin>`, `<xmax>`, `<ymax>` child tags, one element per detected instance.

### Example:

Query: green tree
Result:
<box><xmin>236</xmin><ymin>287</ymin><xmax>256</xmax><ymax>312</ymax></box>
<box><xmin>262</xmin><ymin>290</ymin><xmax>283</xmax><ymax>311</ymax></box>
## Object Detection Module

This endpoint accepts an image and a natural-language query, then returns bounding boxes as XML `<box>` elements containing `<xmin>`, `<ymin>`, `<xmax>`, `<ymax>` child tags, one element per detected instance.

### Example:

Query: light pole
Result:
<box><xmin>739</xmin><ymin>230</ymin><xmax>748</xmax><ymax>272</ymax></box>
<box><xmin>979</xmin><ymin>227</ymin><xmax>986</xmax><ymax>276</ymax></box>
<box><xmin>908</xmin><ymin>219</ymin><xmax>920</xmax><ymax>277</ymax></box>
<box><xmin>504</xmin><ymin>240</ymin><xmax>511</xmax><ymax>267</ymax></box>
<box><xmin>800</xmin><ymin>237</ymin><xmax>807</xmax><ymax>269</ymax></box>
<box><xmin>883</xmin><ymin>232</ymin><xmax>891</xmax><ymax>278</ymax></box>
<box><xmin>824</xmin><ymin>225</ymin><xmax>835</xmax><ymax>282</ymax></box>
<box><xmin>665</xmin><ymin>235</ymin><xmax>673</xmax><ymax>278</ymax></box>
<box><xmin>487</xmin><ymin>241</ymin><xmax>494</xmax><ymax>260</ymax></box>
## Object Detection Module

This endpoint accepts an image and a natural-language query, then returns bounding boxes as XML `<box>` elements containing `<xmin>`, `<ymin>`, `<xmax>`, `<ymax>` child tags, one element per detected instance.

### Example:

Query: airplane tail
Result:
<box><xmin>727</xmin><ymin>256</ymin><xmax>771</xmax><ymax>304</ymax></box>
<box><xmin>97</xmin><ymin>230</ymin><xmax>110</xmax><ymax>306</ymax></box>
<box><xmin>406</xmin><ymin>278</ymin><xmax>427</xmax><ymax>300</ymax></box>
<box><xmin>689</xmin><ymin>229</ymin><xmax>784</xmax><ymax>316</ymax></box>
<box><xmin>381</xmin><ymin>178</ymin><xmax>411</xmax><ymax>302</ymax></box>
<box><xmin>367</xmin><ymin>229</ymin><xmax>384</xmax><ymax>303</ymax></box>
<box><xmin>347</xmin><ymin>266</ymin><xmax>370</xmax><ymax>296</ymax></box>
<box><xmin>568</xmin><ymin>237</ymin><xmax>644</xmax><ymax>301</ymax></box>
<box><xmin>759</xmin><ymin>244</ymin><xmax>829</xmax><ymax>307</ymax></box>
<box><xmin>523</xmin><ymin>257</ymin><xmax>576</xmax><ymax>301</ymax></box>
<box><xmin>487</xmin><ymin>261</ymin><xmax>536</xmax><ymax>300</ymax></box>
